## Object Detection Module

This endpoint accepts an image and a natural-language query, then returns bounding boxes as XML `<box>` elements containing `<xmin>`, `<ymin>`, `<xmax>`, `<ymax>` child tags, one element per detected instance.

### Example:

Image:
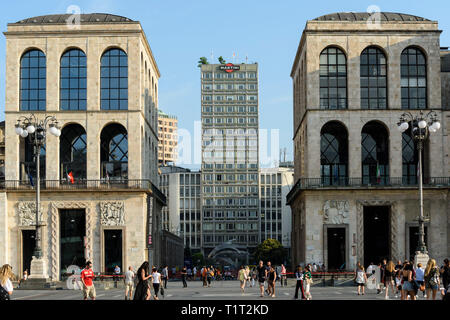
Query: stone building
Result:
<box><xmin>288</xmin><ymin>12</ymin><xmax>449</xmax><ymax>270</ymax></box>
<box><xmin>157</xmin><ymin>109</ymin><xmax>178</xmax><ymax>166</ymax></box>
<box><xmin>0</xmin><ymin>13</ymin><xmax>168</xmax><ymax>280</ymax></box>
<box><xmin>0</xmin><ymin>121</ymin><xmax>4</xmax><ymax>179</ymax></box>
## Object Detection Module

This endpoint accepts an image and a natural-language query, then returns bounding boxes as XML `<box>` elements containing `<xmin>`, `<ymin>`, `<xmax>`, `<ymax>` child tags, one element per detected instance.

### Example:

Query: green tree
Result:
<box><xmin>197</xmin><ymin>56</ymin><xmax>209</xmax><ymax>67</ymax></box>
<box><xmin>192</xmin><ymin>252</ymin><xmax>205</xmax><ymax>267</ymax></box>
<box><xmin>253</xmin><ymin>239</ymin><xmax>286</xmax><ymax>265</ymax></box>
<box><xmin>218</xmin><ymin>56</ymin><xmax>226</xmax><ymax>64</ymax></box>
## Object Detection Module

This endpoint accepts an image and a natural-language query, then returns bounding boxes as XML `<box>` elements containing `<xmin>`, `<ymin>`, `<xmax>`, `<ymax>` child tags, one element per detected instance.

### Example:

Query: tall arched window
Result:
<box><xmin>20</xmin><ymin>139</ymin><xmax>45</xmax><ymax>181</ymax></box>
<box><xmin>402</xmin><ymin>125</ymin><xmax>426</xmax><ymax>185</ymax></box>
<box><xmin>60</xmin><ymin>49</ymin><xmax>87</xmax><ymax>110</ymax></box>
<box><xmin>401</xmin><ymin>47</ymin><xmax>427</xmax><ymax>109</ymax></box>
<box><xmin>360</xmin><ymin>47</ymin><xmax>387</xmax><ymax>109</ymax></box>
<box><xmin>20</xmin><ymin>49</ymin><xmax>46</xmax><ymax>111</ymax></box>
<box><xmin>100</xmin><ymin>123</ymin><xmax>128</xmax><ymax>179</ymax></box>
<box><xmin>101</xmin><ymin>48</ymin><xmax>128</xmax><ymax>110</ymax></box>
<box><xmin>361</xmin><ymin>121</ymin><xmax>389</xmax><ymax>185</ymax></box>
<box><xmin>60</xmin><ymin>124</ymin><xmax>87</xmax><ymax>180</ymax></box>
<box><xmin>320</xmin><ymin>47</ymin><xmax>347</xmax><ymax>109</ymax></box>
<box><xmin>320</xmin><ymin>121</ymin><xmax>348</xmax><ymax>185</ymax></box>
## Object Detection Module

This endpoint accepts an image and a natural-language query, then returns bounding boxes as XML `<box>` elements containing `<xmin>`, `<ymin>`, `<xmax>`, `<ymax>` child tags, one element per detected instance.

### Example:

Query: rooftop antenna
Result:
<box><xmin>232</xmin><ymin>52</ymin><xmax>236</xmax><ymax>64</ymax></box>
<box><xmin>211</xmin><ymin>49</ymin><xmax>214</xmax><ymax>63</ymax></box>
<box><xmin>245</xmin><ymin>54</ymin><xmax>248</xmax><ymax>64</ymax></box>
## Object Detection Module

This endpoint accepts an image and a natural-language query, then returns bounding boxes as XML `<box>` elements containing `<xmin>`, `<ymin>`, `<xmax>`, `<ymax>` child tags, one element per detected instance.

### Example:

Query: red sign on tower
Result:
<box><xmin>219</xmin><ymin>63</ymin><xmax>240</xmax><ymax>73</ymax></box>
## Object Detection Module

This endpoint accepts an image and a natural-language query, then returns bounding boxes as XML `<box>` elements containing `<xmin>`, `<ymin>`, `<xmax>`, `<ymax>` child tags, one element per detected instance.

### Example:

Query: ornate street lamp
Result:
<box><xmin>15</xmin><ymin>114</ymin><xmax>60</xmax><ymax>279</ymax></box>
<box><xmin>397</xmin><ymin>110</ymin><xmax>440</xmax><ymax>262</ymax></box>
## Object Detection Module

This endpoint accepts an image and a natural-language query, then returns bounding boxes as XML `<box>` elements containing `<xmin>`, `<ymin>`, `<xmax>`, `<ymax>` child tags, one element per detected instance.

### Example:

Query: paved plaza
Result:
<box><xmin>10</xmin><ymin>280</ymin><xmax>420</xmax><ymax>301</ymax></box>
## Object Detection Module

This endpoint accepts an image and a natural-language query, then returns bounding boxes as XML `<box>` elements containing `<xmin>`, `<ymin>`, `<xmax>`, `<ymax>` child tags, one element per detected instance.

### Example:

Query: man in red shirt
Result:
<box><xmin>81</xmin><ymin>261</ymin><xmax>96</xmax><ymax>300</ymax></box>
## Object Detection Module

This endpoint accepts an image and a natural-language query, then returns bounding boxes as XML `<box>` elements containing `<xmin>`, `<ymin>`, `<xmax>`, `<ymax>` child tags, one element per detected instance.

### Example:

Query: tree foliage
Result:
<box><xmin>253</xmin><ymin>239</ymin><xmax>286</xmax><ymax>265</ymax></box>
<box><xmin>218</xmin><ymin>56</ymin><xmax>226</xmax><ymax>64</ymax></box>
<box><xmin>197</xmin><ymin>57</ymin><xmax>209</xmax><ymax>67</ymax></box>
<box><xmin>192</xmin><ymin>252</ymin><xmax>205</xmax><ymax>266</ymax></box>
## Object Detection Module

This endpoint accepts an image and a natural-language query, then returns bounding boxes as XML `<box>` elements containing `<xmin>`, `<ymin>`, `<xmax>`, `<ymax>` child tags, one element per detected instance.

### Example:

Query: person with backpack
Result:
<box><xmin>424</xmin><ymin>258</ymin><xmax>440</xmax><ymax>300</ymax></box>
<box><xmin>207</xmin><ymin>266</ymin><xmax>214</xmax><ymax>287</ymax></box>
<box><xmin>0</xmin><ymin>264</ymin><xmax>14</xmax><ymax>301</ymax></box>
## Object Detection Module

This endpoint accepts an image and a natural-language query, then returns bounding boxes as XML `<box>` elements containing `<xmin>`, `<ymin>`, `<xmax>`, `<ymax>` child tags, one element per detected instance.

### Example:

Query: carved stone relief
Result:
<box><xmin>323</xmin><ymin>200</ymin><xmax>349</xmax><ymax>224</ymax></box>
<box><xmin>100</xmin><ymin>201</ymin><xmax>125</xmax><ymax>226</ymax></box>
<box><xmin>18</xmin><ymin>202</ymin><xmax>44</xmax><ymax>226</ymax></box>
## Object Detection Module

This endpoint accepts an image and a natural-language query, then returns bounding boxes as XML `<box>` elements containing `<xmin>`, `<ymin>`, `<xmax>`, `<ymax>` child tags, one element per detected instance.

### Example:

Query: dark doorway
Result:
<box><xmin>60</xmin><ymin>209</ymin><xmax>85</xmax><ymax>276</ymax></box>
<box><xmin>364</xmin><ymin>206</ymin><xmax>390</xmax><ymax>267</ymax></box>
<box><xmin>104</xmin><ymin>230</ymin><xmax>122</xmax><ymax>274</ymax></box>
<box><xmin>409</xmin><ymin>226</ymin><xmax>428</xmax><ymax>261</ymax></box>
<box><xmin>22</xmin><ymin>230</ymin><xmax>36</xmax><ymax>275</ymax></box>
<box><xmin>327</xmin><ymin>228</ymin><xmax>346</xmax><ymax>270</ymax></box>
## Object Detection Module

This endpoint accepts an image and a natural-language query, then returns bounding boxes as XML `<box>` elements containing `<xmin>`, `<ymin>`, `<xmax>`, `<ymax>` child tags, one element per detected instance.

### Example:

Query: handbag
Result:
<box><xmin>0</xmin><ymin>285</ymin><xmax>10</xmax><ymax>301</ymax></box>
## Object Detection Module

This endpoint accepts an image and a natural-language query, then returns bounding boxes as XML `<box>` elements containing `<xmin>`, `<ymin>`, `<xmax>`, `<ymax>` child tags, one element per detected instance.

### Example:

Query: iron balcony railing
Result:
<box><xmin>286</xmin><ymin>176</ymin><xmax>450</xmax><ymax>204</ymax></box>
<box><xmin>0</xmin><ymin>179</ymin><xmax>166</xmax><ymax>205</ymax></box>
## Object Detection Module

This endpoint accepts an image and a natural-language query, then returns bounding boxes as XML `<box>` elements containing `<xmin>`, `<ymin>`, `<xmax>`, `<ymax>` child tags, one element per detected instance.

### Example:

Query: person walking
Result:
<box><xmin>81</xmin><ymin>261</ymin><xmax>96</xmax><ymax>300</ymax></box>
<box><xmin>161</xmin><ymin>265</ymin><xmax>169</xmax><ymax>289</ymax></box>
<box><xmin>264</xmin><ymin>261</ymin><xmax>272</xmax><ymax>296</ymax></box>
<box><xmin>187</xmin><ymin>267</ymin><xmax>192</xmax><ymax>281</ymax></box>
<box><xmin>0</xmin><ymin>264</ymin><xmax>14</xmax><ymax>300</ymax></box>
<box><xmin>151</xmin><ymin>267</ymin><xmax>161</xmax><ymax>300</ymax></box>
<box><xmin>193</xmin><ymin>266</ymin><xmax>197</xmax><ymax>281</ymax></box>
<box><xmin>267</xmin><ymin>266</ymin><xmax>277</xmax><ymax>298</ymax></box>
<box><xmin>114</xmin><ymin>265</ymin><xmax>121</xmax><ymax>283</ymax></box>
<box><xmin>304</xmin><ymin>265</ymin><xmax>312</xmax><ymax>300</ymax></box>
<box><xmin>440</xmin><ymin>258</ymin><xmax>450</xmax><ymax>292</ymax></box>
<box><xmin>207</xmin><ymin>266</ymin><xmax>214</xmax><ymax>287</ymax></box>
<box><xmin>244</xmin><ymin>266</ymin><xmax>250</xmax><ymax>287</ymax></box>
<box><xmin>124</xmin><ymin>266</ymin><xmax>135</xmax><ymax>300</ymax></box>
<box><xmin>256</xmin><ymin>260</ymin><xmax>267</xmax><ymax>297</ymax></box>
<box><xmin>280</xmin><ymin>264</ymin><xmax>287</xmax><ymax>287</ymax></box>
<box><xmin>238</xmin><ymin>265</ymin><xmax>247</xmax><ymax>294</ymax></box>
<box><xmin>383</xmin><ymin>261</ymin><xmax>395</xmax><ymax>299</ymax></box>
<box><xmin>181</xmin><ymin>266</ymin><xmax>188</xmax><ymax>288</ymax></box>
<box><xmin>355</xmin><ymin>262</ymin><xmax>367</xmax><ymax>296</ymax></box>
<box><xmin>395</xmin><ymin>271</ymin><xmax>403</xmax><ymax>299</ymax></box>
<box><xmin>133</xmin><ymin>261</ymin><xmax>151</xmax><ymax>300</ymax></box>
<box><xmin>293</xmin><ymin>265</ymin><xmax>305</xmax><ymax>300</ymax></box>
<box><xmin>401</xmin><ymin>262</ymin><xmax>416</xmax><ymax>300</ymax></box>
<box><xmin>201</xmin><ymin>266</ymin><xmax>207</xmax><ymax>287</ymax></box>
<box><xmin>424</xmin><ymin>258</ymin><xmax>440</xmax><ymax>300</ymax></box>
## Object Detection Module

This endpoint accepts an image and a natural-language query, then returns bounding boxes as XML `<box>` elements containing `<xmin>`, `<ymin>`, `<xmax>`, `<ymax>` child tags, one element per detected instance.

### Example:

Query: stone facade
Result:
<box><xmin>289</xmin><ymin>13</ymin><xmax>449</xmax><ymax>270</ymax></box>
<box><xmin>0</xmin><ymin>14</ymin><xmax>171</xmax><ymax>280</ymax></box>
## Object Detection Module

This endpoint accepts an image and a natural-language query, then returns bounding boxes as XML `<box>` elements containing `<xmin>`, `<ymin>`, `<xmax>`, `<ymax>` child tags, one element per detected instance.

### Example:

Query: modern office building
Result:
<box><xmin>159</xmin><ymin>165</ymin><xmax>202</xmax><ymax>253</ymax></box>
<box><xmin>0</xmin><ymin>13</ymin><xmax>169</xmax><ymax>280</ymax></box>
<box><xmin>200</xmin><ymin>63</ymin><xmax>260</xmax><ymax>255</ymax></box>
<box><xmin>158</xmin><ymin>109</ymin><xmax>178</xmax><ymax>166</ymax></box>
<box><xmin>260</xmin><ymin>165</ymin><xmax>294</xmax><ymax>250</ymax></box>
<box><xmin>288</xmin><ymin>12</ymin><xmax>449</xmax><ymax>271</ymax></box>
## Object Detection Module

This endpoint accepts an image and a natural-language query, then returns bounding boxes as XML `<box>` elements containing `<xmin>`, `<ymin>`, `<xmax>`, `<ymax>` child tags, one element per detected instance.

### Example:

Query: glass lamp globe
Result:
<box><xmin>49</xmin><ymin>125</ymin><xmax>58</xmax><ymax>136</ymax></box>
<box><xmin>20</xmin><ymin>130</ymin><xmax>29</xmax><ymax>138</ymax></box>
<box><xmin>431</xmin><ymin>121</ymin><xmax>441</xmax><ymax>131</ymax></box>
<box><xmin>400</xmin><ymin>122</ymin><xmax>409</xmax><ymax>132</ymax></box>
<box><xmin>55</xmin><ymin>128</ymin><xmax>61</xmax><ymax>137</ymax></box>
<box><xmin>26</xmin><ymin>125</ymin><xmax>36</xmax><ymax>134</ymax></box>
<box><xmin>418</xmin><ymin>120</ymin><xmax>427</xmax><ymax>129</ymax></box>
<box><xmin>429</xmin><ymin>127</ymin><xmax>436</xmax><ymax>133</ymax></box>
<box><xmin>15</xmin><ymin>125</ymin><xmax>23</xmax><ymax>135</ymax></box>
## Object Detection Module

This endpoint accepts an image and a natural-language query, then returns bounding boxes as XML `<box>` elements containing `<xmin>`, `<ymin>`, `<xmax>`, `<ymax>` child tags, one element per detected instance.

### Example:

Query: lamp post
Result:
<box><xmin>397</xmin><ymin>110</ymin><xmax>440</xmax><ymax>265</ymax></box>
<box><xmin>15</xmin><ymin>114</ymin><xmax>61</xmax><ymax>280</ymax></box>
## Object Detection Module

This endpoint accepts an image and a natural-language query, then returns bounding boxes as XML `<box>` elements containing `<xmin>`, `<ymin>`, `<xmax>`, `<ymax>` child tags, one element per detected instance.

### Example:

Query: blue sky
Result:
<box><xmin>0</xmin><ymin>0</ymin><xmax>449</xmax><ymax>169</ymax></box>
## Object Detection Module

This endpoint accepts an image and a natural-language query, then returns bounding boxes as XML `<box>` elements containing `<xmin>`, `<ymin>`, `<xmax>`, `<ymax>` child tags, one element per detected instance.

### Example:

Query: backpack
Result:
<box><xmin>0</xmin><ymin>285</ymin><xmax>10</xmax><ymax>301</ymax></box>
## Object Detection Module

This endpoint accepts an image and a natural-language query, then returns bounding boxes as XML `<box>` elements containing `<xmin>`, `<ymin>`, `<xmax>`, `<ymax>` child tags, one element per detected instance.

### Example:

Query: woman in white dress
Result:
<box><xmin>0</xmin><ymin>264</ymin><xmax>14</xmax><ymax>300</ymax></box>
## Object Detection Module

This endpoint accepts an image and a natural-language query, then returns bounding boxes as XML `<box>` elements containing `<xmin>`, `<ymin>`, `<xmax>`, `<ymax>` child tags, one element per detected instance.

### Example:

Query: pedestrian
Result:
<box><xmin>424</xmin><ymin>258</ymin><xmax>440</xmax><ymax>300</ymax></box>
<box><xmin>187</xmin><ymin>267</ymin><xmax>192</xmax><ymax>281</ymax></box>
<box><xmin>256</xmin><ymin>260</ymin><xmax>267</xmax><ymax>297</ymax></box>
<box><xmin>312</xmin><ymin>263</ymin><xmax>317</xmax><ymax>273</ymax></box>
<box><xmin>354</xmin><ymin>262</ymin><xmax>367</xmax><ymax>296</ymax></box>
<box><xmin>151</xmin><ymin>267</ymin><xmax>161</xmax><ymax>300</ymax></box>
<box><xmin>81</xmin><ymin>261</ymin><xmax>96</xmax><ymax>300</ymax></box>
<box><xmin>207</xmin><ymin>266</ymin><xmax>214</xmax><ymax>287</ymax></box>
<box><xmin>244</xmin><ymin>266</ymin><xmax>250</xmax><ymax>287</ymax></box>
<box><xmin>0</xmin><ymin>264</ymin><xmax>14</xmax><ymax>300</ymax></box>
<box><xmin>440</xmin><ymin>258</ymin><xmax>450</xmax><ymax>292</ymax></box>
<box><xmin>113</xmin><ymin>265</ymin><xmax>121</xmax><ymax>283</ymax></box>
<box><xmin>193</xmin><ymin>266</ymin><xmax>197</xmax><ymax>281</ymax></box>
<box><xmin>264</xmin><ymin>261</ymin><xmax>272</xmax><ymax>296</ymax></box>
<box><xmin>395</xmin><ymin>271</ymin><xmax>403</xmax><ymax>299</ymax></box>
<box><xmin>401</xmin><ymin>262</ymin><xmax>416</xmax><ymax>300</ymax></box>
<box><xmin>161</xmin><ymin>265</ymin><xmax>168</xmax><ymax>289</ymax></box>
<box><xmin>267</xmin><ymin>266</ymin><xmax>277</xmax><ymax>297</ymax></box>
<box><xmin>380</xmin><ymin>259</ymin><xmax>387</xmax><ymax>294</ymax></box>
<box><xmin>181</xmin><ymin>266</ymin><xmax>188</xmax><ymax>288</ymax></box>
<box><xmin>201</xmin><ymin>266</ymin><xmax>207</xmax><ymax>287</ymax></box>
<box><xmin>238</xmin><ymin>265</ymin><xmax>247</xmax><ymax>294</ymax></box>
<box><xmin>414</xmin><ymin>263</ymin><xmax>426</xmax><ymax>298</ymax></box>
<box><xmin>18</xmin><ymin>269</ymin><xmax>28</xmax><ymax>288</ymax></box>
<box><xmin>304</xmin><ymin>265</ymin><xmax>313</xmax><ymax>300</ymax></box>
<box><xmin>280</xmin><ymin>264</ymin><xmax>287</xmax><ymax>287</ymax></box>
<box><xmin>124</xmin><ymin>266</ymin><xmax>135</xmax><ymax>300</ymax></box>
<box><xmin>383</xmin><ymin>261</ymin><xmax>395</xmax><ymax>299</ymax></box>
<box><xmin>294</xmin><ymin>265</ymin><xmax>305</xmax><ymax>300</ymax></box>
<box><xmin>133</xmin><ymin>261</ymin><xmax>151</xmax><ymax>300</ymax></box>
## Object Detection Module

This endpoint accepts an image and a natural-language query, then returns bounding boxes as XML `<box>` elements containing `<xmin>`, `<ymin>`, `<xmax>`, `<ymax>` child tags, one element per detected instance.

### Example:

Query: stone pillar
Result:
<box><xmin>0</xmin><ymin>193</ymin><xmax>8</xmax><ymax>265</ymax></box>
<box><xmin>348</xmin><ymin>118</ymin><xmax>361</xmax><ymax>178</ymax></box>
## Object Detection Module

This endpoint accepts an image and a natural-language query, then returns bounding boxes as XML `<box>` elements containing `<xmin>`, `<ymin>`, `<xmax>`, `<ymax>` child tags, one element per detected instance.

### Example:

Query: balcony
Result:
<box><xmin>0</xmin><ymin>179</ymin><xmax>166</xmax><ymax>205</ymax></box>
<box><xmin>286</xmin><ymin>177</ymin><xmax>450</xmax><ymax>204</ymax></box>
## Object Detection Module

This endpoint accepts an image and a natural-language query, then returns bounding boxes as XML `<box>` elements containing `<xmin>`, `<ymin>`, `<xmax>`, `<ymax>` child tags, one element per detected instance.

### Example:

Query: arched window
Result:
<box><xmin>20</xmin><ymin>139</ymin><xmax>45</xmax><ymax>181</ymax></box>
<box><xmin>319</xmin><ymin>47</ymin><xmax>347</xmax><ymax>109</ymax></box>
<box><xmin>101</xmin><ymin>48</ymin><xmax>128</xmax><ymax>110</ymax></box>
<box><xmin>100</xmin><ymin>123</ymin><xmax>128</xmax><ymax>179</ymax></box>
<box><xmin>60</xmin><ymin>49</ymin><xmax>87</xmax><ymax>110</ymax></box>
<box><xmin>20</xmin><ymin>49</ymin><xmax>46</xmax><ymax>111</ymax></box>
<box><xmin>402</xmin><ymin>124</ymin><xmax>426</xmax><ymax>184</ymax></box>
<box><xmin>360</xmin><ymin>47</ymin><xmax>387</xmax><ymax>109</ymax></box>
<box><xmin>401</xmin><ymin>47</ymin><xmax>427</xmax><ymax>109</ymax></box>
<box><xmin>60</xmin><ymin>124</ymin><xmax>87</xmax><ymax>180</ymax></box>
<box><xmin>320</xmin><ymin>121</ymin><xmax>348</xmax><ymax>185</ymax></box>
<box><xmin>361</xmin><ymin>121</ymin><xmax>389</xmax><ymax>185</ymax></box>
